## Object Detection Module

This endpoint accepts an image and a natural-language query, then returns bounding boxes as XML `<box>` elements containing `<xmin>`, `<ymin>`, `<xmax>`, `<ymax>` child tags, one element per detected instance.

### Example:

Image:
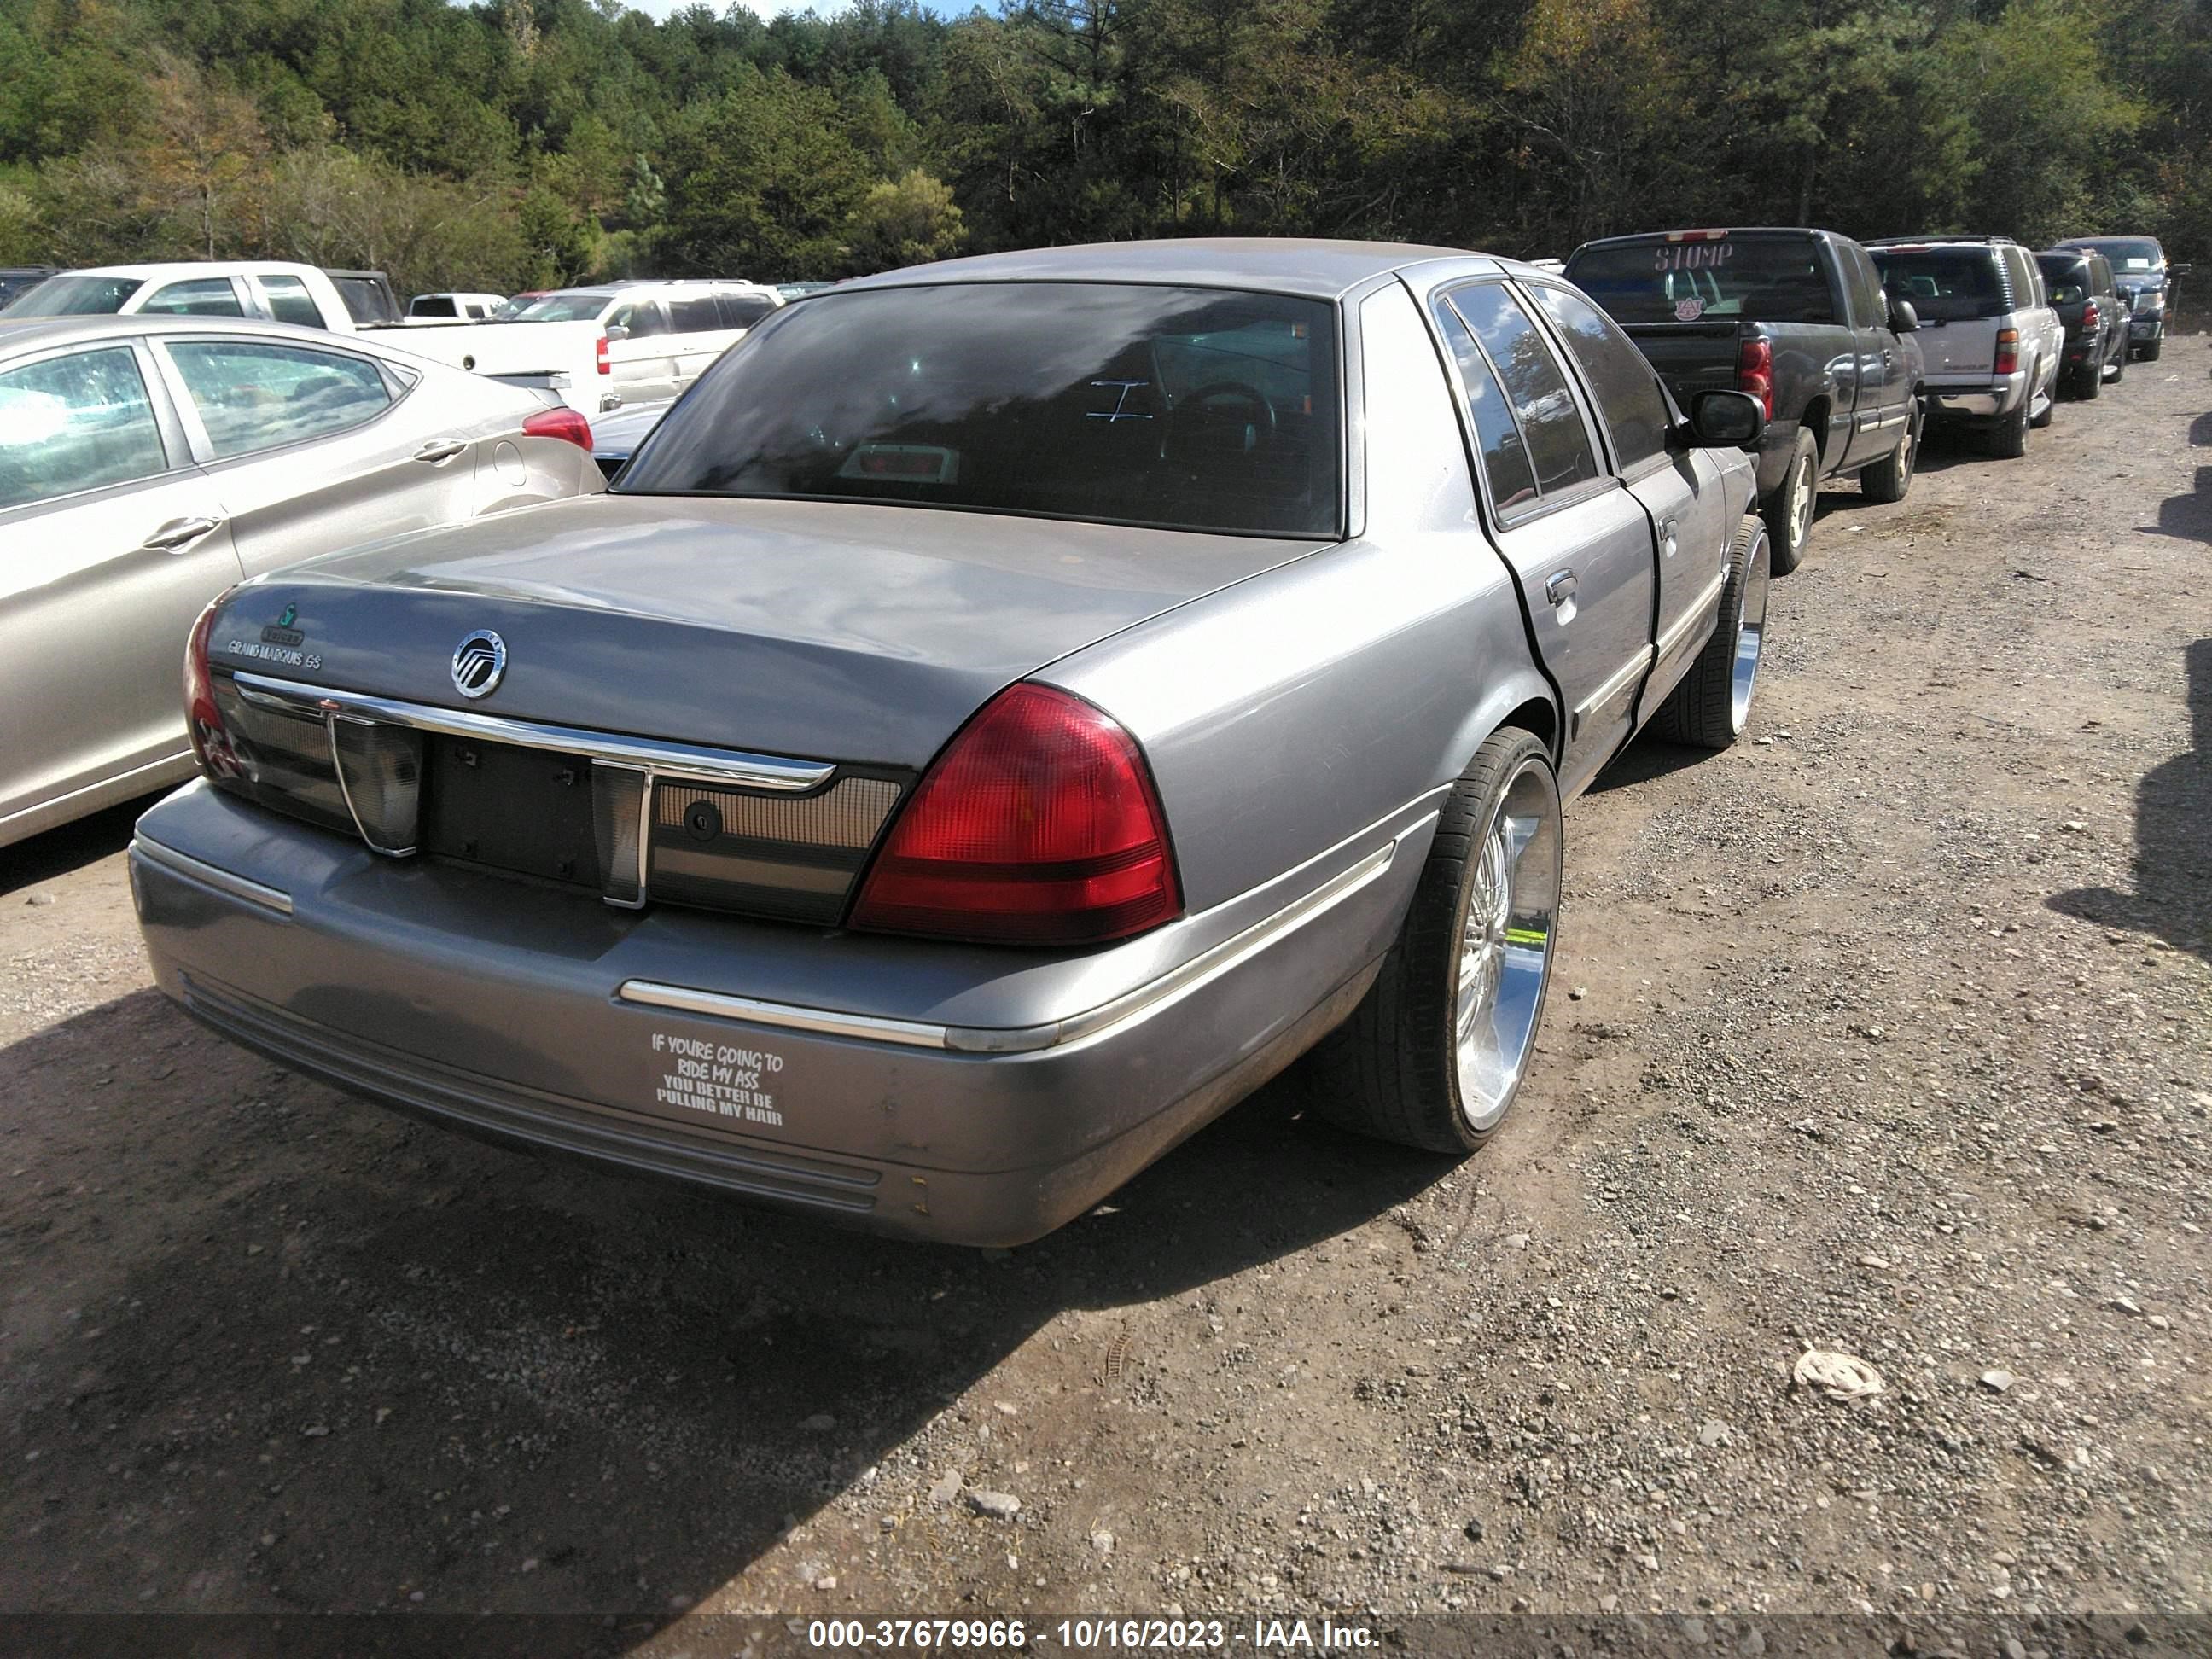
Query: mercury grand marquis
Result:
<box><xmin>130</xmin><ymin>239</ymin><xmax>1771</xmax><ymax>1245</ymax></box>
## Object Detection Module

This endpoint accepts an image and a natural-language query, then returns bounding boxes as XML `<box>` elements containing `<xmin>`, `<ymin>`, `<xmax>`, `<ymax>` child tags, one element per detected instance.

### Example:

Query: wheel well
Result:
<box><xmin>1800</xmin><ymin>398</ymin><xmax>1830</xmax><ymax>459</ymax></box>
<box><xmin>1500</xmin><ymin>696</ymin><xmax>1558</xmax><ymax>760</ymax></box>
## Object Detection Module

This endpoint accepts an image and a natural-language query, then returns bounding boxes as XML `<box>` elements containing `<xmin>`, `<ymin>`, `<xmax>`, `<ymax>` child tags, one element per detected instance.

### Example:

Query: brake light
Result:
<box><xmin>849</xmin><ymin>684</ymin><xmax>1181</xmax><ymax>946</ymax></box>
<box><xmin>2080</xmin><ymin>300</ymin><xmax>2099</xmax><ymax>333</ymax></box>
<box><xmin>1994</xmin><ymin>327</ymin><xmax>2019</xmax><ymax>376</ymax></box>
<box><xmin>521</xmin><ymin>406</ymin><xmax>593</xmax><ymax>451</ymax></box>
<box><xmin>1665</xmin><ymin>229</ymin><xmax>1731</xmax><ymax>242</ymax></box>
<box><xmin>596</xmin><ymin>335</ymin><xmax>610</xmax><ymax>375</ymax></box>
<box><xmin>184</xmin><ymin>594</ymin><xmax>242</xmax><ymax>779</ymax></box>
<box><xmin>1736</xmin><ymin>335</ymin><xmax>1774</xmax><ymax>421</ymax></box>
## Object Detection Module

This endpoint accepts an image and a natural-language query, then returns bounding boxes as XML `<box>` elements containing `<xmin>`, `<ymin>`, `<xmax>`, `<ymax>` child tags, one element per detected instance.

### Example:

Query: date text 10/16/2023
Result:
<box><xmin>804</xmin><ymin>1618</ymin><xmax>1379</xmax><ymax>1650</ymax></box>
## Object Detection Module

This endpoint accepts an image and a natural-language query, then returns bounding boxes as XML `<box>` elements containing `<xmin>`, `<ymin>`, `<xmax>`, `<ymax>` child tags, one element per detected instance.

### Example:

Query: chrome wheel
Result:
<box><xmin>1452</xmin><ymin>756</ymin><xmax>1563</xmax><ymax>1133</ymax></box>
<box><xmin>1787</xmin><ymin>456</ymin><xmax>1814</xmax><ymax>550</ymax></box>
<box><xmin>1730</xmin><ymin>527</ymin><xmax>1773</xmax><ymax>732</ymax></box>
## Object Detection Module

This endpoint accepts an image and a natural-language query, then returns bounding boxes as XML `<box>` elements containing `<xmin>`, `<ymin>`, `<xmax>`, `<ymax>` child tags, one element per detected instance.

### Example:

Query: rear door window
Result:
<box><xmin>0</xmin><ymin>346</ymin><xmax>171</xmax><ymax>509</ymax></box>
<box><xmin>1528</xmin><ymin>284</ymin><xmax>1671</xmax><ymax>470</ymax></box>
<box><xmin>258</xmin><ymin>274</ymin><xmax>325</xmax><ymax>328</ymax></box>
<box><xmin>1564</xmin><ymin>235</ymin><xmax>1836</xmax><ymax>324</ymax></box>
<box><xmin>1444</xmin><ymin>283</ymin><xmax>1600</xmax><ymax>496</ymax></box>
<box><xmin>610</xmin><ymin>300</ymin><xmax>668</xmax><ymax>340</ymax></box>
<box><xmin>716</xmin><ymin>293</ymin><xmax>777</xmax><ymax>329</ymax></box>
<box><xmin>140</xmin><ymin>278</ymin><xmax>245</xmax><ymax>317</ymax></box>
<box><xmin>669</xmin><ymin>294</ymin><xmax>724</xmax><ymax>334</ymax></box>
<box><xmin>1431</xmin><ymin>298</ymin><xmax>1539</xmax><ymax>512</ymax></box>
<box><xmin>166</xmin><ymin>340</ymin><xmax>393</xmax><ymax>459</ymax></box>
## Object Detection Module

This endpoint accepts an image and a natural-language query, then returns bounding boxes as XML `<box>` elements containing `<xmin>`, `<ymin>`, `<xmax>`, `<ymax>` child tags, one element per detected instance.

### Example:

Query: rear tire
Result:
<box><xmin>1762</xmin><ymin>428</ymin><xmax>1819</xmax><ymax>575</ymax></box>
<box><xmin>1988</xmin><ymin>400</ymin><xmax>2029</xmax><ymax>459</ymax></box>
<box><xmin>2029</xmin><ymin>375</ymin><xmax>2056</xmax><ymax>428</ymax></box>
<box><xmin>2110</xmin><ymin>347</ymin><xmax>2127</xmax><ymax>385</ymax></box>
<box><xmin>2075</xmin><ymin>360</ymin><xmax>2103</xmax><ymax>399</ymax></box>
<box><xmin>1859</xmin><ymin>405</ymin><xmax>1917</xmax><ymax>503</ymax></box>
<box><xmin>2140</xmin><ymin>336</ymin><xmax>2163</xmax><ymax>363</ymax></box>
<box><xmin>1650</xmin><ymin>514</ymin><xmax>1771</xmax><ymax>750</ymax></box>
<box><xmin>1309</xmin><ymin>728</ymin><xmax>1563</xmax><ymax>1155</ymax></box>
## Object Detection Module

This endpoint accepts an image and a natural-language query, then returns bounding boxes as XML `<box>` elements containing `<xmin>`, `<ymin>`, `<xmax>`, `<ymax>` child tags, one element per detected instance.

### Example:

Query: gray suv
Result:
<box><xmin>2051</xmin><ymin>236</ymin><xmax>2190</xmax><ymax>363</ymax></box>
<box><xmin>1866</xmin><ymin>236</ymin><xmax>2063</xmax><ymax>458</ymax></box>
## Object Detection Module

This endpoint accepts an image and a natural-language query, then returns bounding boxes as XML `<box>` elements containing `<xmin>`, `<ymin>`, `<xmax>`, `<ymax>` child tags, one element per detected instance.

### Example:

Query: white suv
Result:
<box><xmin>1866</xmin><ymin>236</ymin><xmax>2063</xmax><ymax>458</ymax></box>
<box><xmin>499</xmin><ymin>281</ymin><xmax>783</xmax><ymax>405</ymax></box>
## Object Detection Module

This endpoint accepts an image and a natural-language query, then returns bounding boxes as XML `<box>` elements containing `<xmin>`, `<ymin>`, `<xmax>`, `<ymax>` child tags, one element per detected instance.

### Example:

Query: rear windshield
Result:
<box><xmin>1868</xmin><ymin>249</ymin><xmax>2005</xmax><ymax>321</ymax></box>
<box><xmin>0</xmin><ymin>274</ymin><xmax>143</xmax><ymax>317</ymax></box>
<box><xmin>410</xmin><ymin>295</ymin><xmax>458</xmax><ymax>317</ymax></box>
<box><xmin>504</xmin><ymin>291</ymin><xmax>614</xmax><ymax>323</ymax></box>
<box><xmin>1563</xmin><ymin>236</ymin><xmax>1834</xmax><ymax>324</ymax></box>
<box><xmin>2035</xmin><ymin>255</ymin><xmax>2087</xmax><ymax>303</ymax></box>
<box><xmin>329</xmin><ymin>276</ymin><xmax>398</xmax><ymax>325</ymax></box>
<box><xmin>2064</xmin><ymin>237</ymin><xmax>2160</xmax><ymax>271</ymax></box>
<box><xmin>618</xmin><ymin>282</ymin><xmax>1342</xmax><ymax>538</ymax></box>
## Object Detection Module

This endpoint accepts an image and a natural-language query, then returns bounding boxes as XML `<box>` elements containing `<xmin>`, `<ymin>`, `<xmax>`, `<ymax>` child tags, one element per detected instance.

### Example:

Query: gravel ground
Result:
<box><xmin>1</xmin><ymin>341</ymin><xmax>2206</xmax><ymax>1645</ymax></box>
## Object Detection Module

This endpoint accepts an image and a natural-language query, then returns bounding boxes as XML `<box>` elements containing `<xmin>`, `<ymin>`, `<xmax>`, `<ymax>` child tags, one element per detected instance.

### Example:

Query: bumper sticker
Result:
<box><xmin>651</xmin><ymin>1030</ymin><xmax>787</xmax><ymax>1127</ymax></box>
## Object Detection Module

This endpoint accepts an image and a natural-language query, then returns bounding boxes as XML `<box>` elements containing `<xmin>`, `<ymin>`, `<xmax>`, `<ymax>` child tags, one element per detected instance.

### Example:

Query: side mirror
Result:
<box><xmin>603</xmin><ymin>323</ymin><xmax>630</xmax><ymax>344</ymax></box>
<box><xmin>1888</xmin><ymin>299</ymin><xmax>1918</xmax><ymax>333</ymax></box>
<box><xmin>1685</xmin><ymin>389</ymin><xmax>1764</xmax><ymax>450</ymax></box>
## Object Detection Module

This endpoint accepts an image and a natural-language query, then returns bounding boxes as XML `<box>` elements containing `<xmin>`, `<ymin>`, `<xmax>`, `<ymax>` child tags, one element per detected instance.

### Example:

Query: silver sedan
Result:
<box><xmin>1</xmin><ymin>316</ymin><xmax>602</xmax><ymax>847</ymax></box>
<box><xmin>131</xmin><ymin>241</ymin><xmax>1768</xmax><ymax>1244</ymax></box>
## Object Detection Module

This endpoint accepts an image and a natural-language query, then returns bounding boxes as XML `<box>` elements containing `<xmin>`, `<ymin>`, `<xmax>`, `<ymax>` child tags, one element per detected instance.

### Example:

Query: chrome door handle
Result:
<box><xmin>1545</xmin><ymin>570</ymin><xmax>1579</xmax><ymax>606</ymax></box>
<box><xmin>413</xmin><ymin>439</ymin><xmax>469</xmax><ymax>464</ymax></box>
<box><xmin>140</xmin><ymin>515</ymin><xmax>224</xmax><ymax>553</ymax></box>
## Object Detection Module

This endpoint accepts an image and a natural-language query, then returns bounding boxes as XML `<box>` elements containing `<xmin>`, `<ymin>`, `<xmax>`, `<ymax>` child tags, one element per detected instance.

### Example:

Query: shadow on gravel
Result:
<box><xmin>1578</xmin><ymin>736</ymin><xmax>1712</xmax><ymax>796</ymax></box>
<box><xmin>2051</xmin><ymin>637</ymin><xmax>2211</xmax><ymax>965</ymax></box>
<box><xmin>0</xmin><ymin>791</ymin><xmax>165</xmax><ymax>897</ymax></box>
<box><xmin>0</xmin><ymin>987</ymin><xmax>1444</xmax><ymax>1624</ymax></box>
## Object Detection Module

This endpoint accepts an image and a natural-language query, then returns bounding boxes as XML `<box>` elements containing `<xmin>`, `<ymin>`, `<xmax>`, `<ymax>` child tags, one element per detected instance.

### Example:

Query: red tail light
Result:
<box><xmin>1994</xmin><ymin>327</ymin><xmax>2019</xmax><ymax>376</ymax></box>
<box><xmin>1736</xmin><ymin>335</ymin><xmax>1774</xmax><ymax>421</ymax></box>
<box><xmin>849</xmin><ymin>684</ymin><xmax>1182</xmax><ymax>946</ymax></box>
<box><xmin>2079</xmin><ymin>300</ymin><xmax>2099</xmax><ymax>333</ymax></box>
<box><xmin>184</xmin><ymin>594</ymin><xmax>242</xmax><ymax>779</ymax></box>
<box><xmin>596</xmin><ymin>335</ymin><xmax>610</xmax><ymax>375</ymax></box>
<box><xmin>522</xmin><ymin>406</ymin><xmax>593</xmax><ymax>451</ymax></box>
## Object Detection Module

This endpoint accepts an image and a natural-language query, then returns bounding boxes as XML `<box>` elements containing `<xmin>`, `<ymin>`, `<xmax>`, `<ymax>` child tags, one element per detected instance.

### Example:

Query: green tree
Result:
<box><xmin>657</xmin><ymin>68</ymin><xmax>872</xmax><ymax>277</ymax></box>
<box><xmin>844</xmin><ymin>166</ymin><xmax>966</xmax><ymax>271</ymax></box>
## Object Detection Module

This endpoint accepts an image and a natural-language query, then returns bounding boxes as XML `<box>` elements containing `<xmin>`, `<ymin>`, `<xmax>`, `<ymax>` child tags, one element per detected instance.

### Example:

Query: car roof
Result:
<box><xmin>1570</xmin><ymin>226</ymin><xmax>1835</xmax><ymax>251</ymax></box>
<box><xmin>49</xmin><ymin>260</ymin><xmax>325</xmax><ymax>282</ymax></box>
<box><xmin>1862</xmin><ymin>236</ymin><xmax>2017</xmax><ymax>250</ymax></box>
<box><xmin>2056</xmin><ymin>235</ymin><xmax>2161</xmax><ymax>250</ymax></box>
<box><xmin>834</xmin><ymin>237</ymin><xmax>1521</xmax><ymax>300</ymax></box>
<box><xmin>0</xmin><ymin>312</ymin><xmax>452</xmax><ymax>370</ymax></box>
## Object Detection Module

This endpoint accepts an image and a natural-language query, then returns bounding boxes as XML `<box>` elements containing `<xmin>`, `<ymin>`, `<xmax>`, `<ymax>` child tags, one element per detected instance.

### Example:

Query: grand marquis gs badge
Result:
<box><xmin>451</xmin><ymin>630</ymin><xmax>507</xmax><ymax>699</ymax></box>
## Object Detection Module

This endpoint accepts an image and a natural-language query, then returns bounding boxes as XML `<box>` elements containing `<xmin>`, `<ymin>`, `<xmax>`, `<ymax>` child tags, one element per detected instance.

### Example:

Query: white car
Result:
<box><xmin>405</xmin><ymin>292</ymin><xmax>509</xmax><ymax>323</ymax></box>
<box><xmin>498</xmin><ymin>282</ymin><xmax>783</xmax><ymax>405</ymax></box>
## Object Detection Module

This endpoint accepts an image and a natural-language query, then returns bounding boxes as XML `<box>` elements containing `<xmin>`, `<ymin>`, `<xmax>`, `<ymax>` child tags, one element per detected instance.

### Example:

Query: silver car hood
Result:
<box><xmin>224</xmin><ymin>495</ymin><xmax>1330</xmax><ymax>768</ymax></box>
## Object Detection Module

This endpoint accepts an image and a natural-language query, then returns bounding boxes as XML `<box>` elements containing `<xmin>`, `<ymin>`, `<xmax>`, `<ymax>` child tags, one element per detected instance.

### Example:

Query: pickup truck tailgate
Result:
<box><xmin>1615</xmin><ymin>322</ymin><xmax>1743</xmax><ymax>403</ymax></box>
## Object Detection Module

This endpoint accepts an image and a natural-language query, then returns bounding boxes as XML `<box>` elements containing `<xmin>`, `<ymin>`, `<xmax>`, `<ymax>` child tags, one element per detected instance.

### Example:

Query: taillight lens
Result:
<box><xmin>522</xmin><ymin>406</ymin><xmax>593</xmax><ymax>451</ymax></box>
<box><xmin>596</xmin><ymin>335</ymin><xmax>610</xmax><ymax>375</ymax></box>
<box><xmin>2080</xmin><ymin>300</ymin><xmax>2099</xmax><ymax>333</ymax></box>
<box><xmin>1736</xmin><ymin>335</ymin><xmax>1774</xmax><ymax>421</ymax></box>
<box><xmin>1994</xmin><ymin>327</ymin><xmax>2019</xmax><ymax>376</ymax></box>
<box><xmin>848</xmin><ymin>684</ymin><xmax>1181</xmax><ymax>946</ymax></box>
<box><xmin>184</xmin><ymin>593</ymin><xmax>242</xmax><ymax>779</ymax></box>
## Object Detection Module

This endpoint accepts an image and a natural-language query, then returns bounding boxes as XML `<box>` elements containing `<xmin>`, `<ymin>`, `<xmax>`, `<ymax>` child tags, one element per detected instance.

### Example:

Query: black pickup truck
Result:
<box><xmin>1563</xmin><ymin>227</ymin><xmax>1924</xmax><ymax>573</ymax></box>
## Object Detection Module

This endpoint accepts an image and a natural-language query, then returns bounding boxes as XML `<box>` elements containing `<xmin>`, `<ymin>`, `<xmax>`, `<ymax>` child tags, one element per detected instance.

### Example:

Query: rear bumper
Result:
<box><xmin>1924</xmin><ymin>368</ymin><xmax>2029</xmax><ymax>423</ymax></box>
<box><xmin>130</xmin><ymin>783</ymin><xmax>1429</xmax><ymax>1245</ymax></box>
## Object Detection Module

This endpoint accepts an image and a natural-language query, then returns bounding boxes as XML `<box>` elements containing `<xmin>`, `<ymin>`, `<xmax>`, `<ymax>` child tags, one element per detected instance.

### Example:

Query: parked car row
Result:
<box><xmin>1562</xmin><ymin>225</ymin><xmax>2186</xmax><ymax>573</ymax></box>
<box><xmin>1</xmin><ymin>264</ymin><xmax>791</xmax><ymax>415</ymax></box>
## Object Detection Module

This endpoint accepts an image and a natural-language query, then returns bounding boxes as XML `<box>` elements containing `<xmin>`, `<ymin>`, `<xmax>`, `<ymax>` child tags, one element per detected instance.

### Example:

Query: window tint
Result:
<box><xmin>1868</xmin><ymin>250</ymin><xmax>2005</xmax><ymax>322</ymax></box>
<box><xmin>2035</xmin><ymin>255</ymin><xmax>2087</xmax><ymax>305</ymax></box>
<box><xmin>1432</xmin><ymin>300</ymin><xmax>1538</xmax><ymax>512</ymax></box>
<box><xmin>167</xmin><ymin>341</ymin><xmax>393</xmax><ymax>459</ymax></box>
<box><xmin>141</xmin><ymin>278</ymin><xmax>245</xmax><ymax>317</ymax></box>
<box><xmin>1445</xmin><ymin>284</ymin><xmax>1598</xmax><ymax>496</ymax></box>
<box><xmin>410</xmin><ymin>295</ymin><xmax>458</xmax><ymax>318</ymax></box>
<box><xmin>259</xmin><ymin>274</ymin><xmax>324</xmax><ymax>328</ymax></box>
<box><xmin>1841</xmin><ymin>245</ymin><xmax>1884</xmax><ymax>326</ymax></box>
<box><xmin>620</xmin><ymin>282</ymin><xmax>1342</xmax><ymax>538</ymax></box>
<box><xmin>716</xmin><ymin>293</ymin><xmax>776</xmax><ymax>329</ymax></box>
<box><xmin>1563</xmin><ymin>235</ymin><xmax>1836</xmax><ymax>324</ymax></box>
<box><xmin>1529</xmin><ymin>285</ymin><xmax>1670</xmax><ymax>469</ymax></box>
<box><xmin>505</xmin><ymin>291</ymin><xmax>614</xmax><ymax>323</ymax></box>
<box><xmin>0</xmin><ymin>346</ymin><xmax>169</xmax><ymax>509</ymax></box>
<box><xmin>669</xmin><ymin>294</ymin><xmax>723</xmax><ymax>332</ymax></box>
<box><xmin>329</xmin><ymin>276</ymin><xmax>399</xmax><ymax>324</ymax></box>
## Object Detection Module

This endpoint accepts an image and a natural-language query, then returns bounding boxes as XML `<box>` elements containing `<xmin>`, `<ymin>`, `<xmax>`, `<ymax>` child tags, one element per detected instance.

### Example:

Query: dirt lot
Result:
<box><xmin>3</xmin><ymin>341</ymin><xmax>2207</xmax><ymax>1644</ymax></box>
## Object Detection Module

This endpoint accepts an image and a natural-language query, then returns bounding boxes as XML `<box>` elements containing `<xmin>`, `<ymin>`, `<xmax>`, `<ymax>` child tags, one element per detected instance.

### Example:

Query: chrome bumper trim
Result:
<box><xmin>230</xmin><ymin>672</ymin><xmax>835</xmax><ymax>794</ymax></box>
<box><xmin>131</xmin><ymin>835</ymin><xmax>294</xmax><ymax>916</ymax></box>
<box><xmin>616</xmin><ymin>816</ymin><xmax>1423</xmax><ymax>1057</ymax></box>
